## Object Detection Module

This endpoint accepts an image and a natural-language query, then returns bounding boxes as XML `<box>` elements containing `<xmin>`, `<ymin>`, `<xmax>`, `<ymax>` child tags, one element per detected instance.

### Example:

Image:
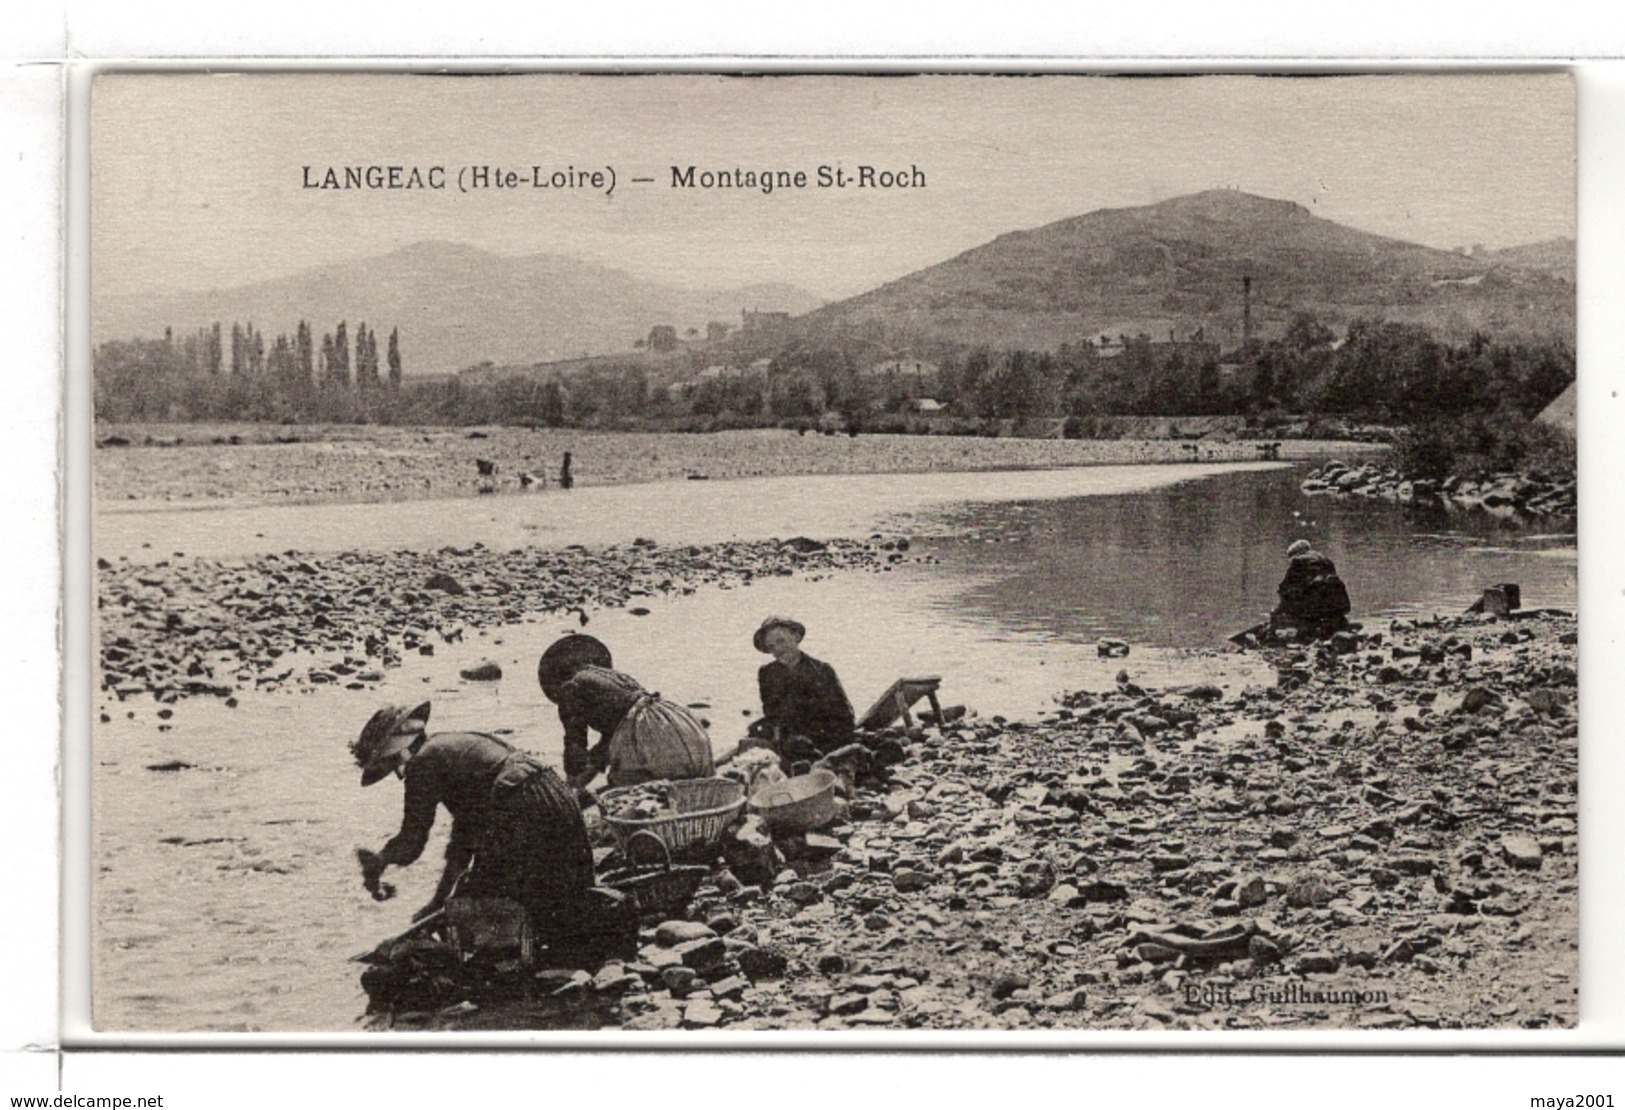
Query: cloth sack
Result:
<box><xmin>606</xmin><ymin>694</ymin><xmax>715</xmax><ymax>787</ymax></box>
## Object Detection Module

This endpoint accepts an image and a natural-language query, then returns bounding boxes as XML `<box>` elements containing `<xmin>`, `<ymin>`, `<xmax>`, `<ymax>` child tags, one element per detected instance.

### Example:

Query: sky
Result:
<box><xmin>91</xmin><ymin>72</ymin><xmax>1576</xmax><ymax>302</ymax></box>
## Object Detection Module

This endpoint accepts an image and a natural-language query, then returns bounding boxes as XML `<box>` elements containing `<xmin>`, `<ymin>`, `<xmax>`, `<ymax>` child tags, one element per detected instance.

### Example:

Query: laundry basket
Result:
<box><xmin>598</xmin><ymin>777</ymin><xmax>746</xmax><ymax>861</ymax></box>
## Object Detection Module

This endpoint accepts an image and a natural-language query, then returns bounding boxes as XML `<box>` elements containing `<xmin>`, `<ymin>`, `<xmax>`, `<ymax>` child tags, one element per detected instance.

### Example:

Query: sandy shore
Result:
<box><xmin>93</xmin><ymin>423</ymin><xmax>1377</xmax><ymax>508</ymax></box>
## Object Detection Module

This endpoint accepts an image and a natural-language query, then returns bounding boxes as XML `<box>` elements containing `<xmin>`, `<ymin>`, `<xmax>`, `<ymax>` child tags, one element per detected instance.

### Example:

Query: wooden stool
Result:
<box><xmin>858</xmin><ymin>676</ymin><xmax>944</xmax><ymax>731</ymax></box>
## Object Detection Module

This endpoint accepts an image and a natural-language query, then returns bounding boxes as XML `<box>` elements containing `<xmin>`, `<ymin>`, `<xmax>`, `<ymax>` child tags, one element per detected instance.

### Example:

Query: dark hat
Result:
<box><xmin>753</xmin><ymin>616</ymin><xmax>807</xmax><ymax>654</ymax></box>
<box><xmin>351</xmin><ymin>701</ymin><xmax>431</xmax><ymax>787</ymax></box>
<box><xmin>537</xmin><ymin>633</ymin><xmax>613</xmax><ymax>702</ymax></box>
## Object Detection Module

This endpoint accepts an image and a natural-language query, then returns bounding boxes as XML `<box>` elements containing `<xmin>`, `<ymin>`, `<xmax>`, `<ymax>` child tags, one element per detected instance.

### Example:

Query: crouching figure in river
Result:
<box><xmin>1270</xmin><ymin>539</ymin><xmax>1353</xmax><ymax>640</ymax></box>
<box><xmin>538</xmin><ymin>633</ymin><xmax>715</xmax><ymax>790</ymax></box>
<box><xmin>351</xmin><ymin>701</ymin><xmax>598</xmax><ymax>946</ymax></box>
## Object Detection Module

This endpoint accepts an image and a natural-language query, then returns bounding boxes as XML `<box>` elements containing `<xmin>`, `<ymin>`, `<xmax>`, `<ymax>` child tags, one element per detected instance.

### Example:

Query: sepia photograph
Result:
<box><xmin>84</xmin><ymin>72</ymin><xmax>1578</xmax><ymax>1037</ymax></box>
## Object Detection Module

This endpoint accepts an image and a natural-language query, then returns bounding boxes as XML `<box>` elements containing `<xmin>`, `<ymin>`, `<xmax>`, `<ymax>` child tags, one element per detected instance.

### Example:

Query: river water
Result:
<box><xmin>88</xmin><ymin>462</ymin><xmax>1576</xmax><ymax>1033</ymax></box>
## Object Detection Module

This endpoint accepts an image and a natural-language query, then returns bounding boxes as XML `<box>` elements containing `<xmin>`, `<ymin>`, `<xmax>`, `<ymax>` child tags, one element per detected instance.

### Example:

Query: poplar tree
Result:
<box><xmin>333</xmin><ymin>321</ymin><xmax>350</xmax><ymax>387</ymax></box>
<box><xmin>387</xmin><ymin>327</ymin><xmax>402</xmax><ymax>389</ymax></box>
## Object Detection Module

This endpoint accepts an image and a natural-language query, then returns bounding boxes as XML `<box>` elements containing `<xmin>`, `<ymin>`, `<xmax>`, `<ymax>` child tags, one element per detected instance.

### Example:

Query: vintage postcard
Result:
<box><xmin>83</xmin><ymin>72</ymin><xmax>1578</xmax><ymax>1038</ymax></box>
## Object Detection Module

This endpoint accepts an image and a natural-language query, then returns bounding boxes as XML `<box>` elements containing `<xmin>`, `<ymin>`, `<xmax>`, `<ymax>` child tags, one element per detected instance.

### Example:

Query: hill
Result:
<box><xmin>1479</xmin><ymin>237</ymin><xmax>1575</xmax><ymax>279</ymax></box>
<box><xmin>796</xmin><ymin>190</ymin><xmax>1574</xmax><ymax>351</ymax></box>
<box><xmin>93</xmin><ymin>242</ymin><xmax>825</xmax><ymax>375</ymax></box>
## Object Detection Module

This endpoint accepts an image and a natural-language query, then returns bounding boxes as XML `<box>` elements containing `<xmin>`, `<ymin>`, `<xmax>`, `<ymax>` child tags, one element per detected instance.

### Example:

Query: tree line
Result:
<box><xmin>95</xmin><ymin>319</ymin><xmax>403</xmax><ymax>422</ymax></box>
<box><xmin>95</xmin><ymin>313</ymin><xmax>1573</xmax><ymax>436</ymax></box>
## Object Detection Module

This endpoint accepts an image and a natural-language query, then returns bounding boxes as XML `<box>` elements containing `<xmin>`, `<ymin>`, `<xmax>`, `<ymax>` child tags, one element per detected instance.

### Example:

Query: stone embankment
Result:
<box><xmin>376</xmin><ymin>609</ymin><xmax>1577</xmax><ymax>1032</ymax></box>
<box><xmin>1300</xmin><ymin>461</ymin><xmax>1575</xmax><ymax>517</ymax></box>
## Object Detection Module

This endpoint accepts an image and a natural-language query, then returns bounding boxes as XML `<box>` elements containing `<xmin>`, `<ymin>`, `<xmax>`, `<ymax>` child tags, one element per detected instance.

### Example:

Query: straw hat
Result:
<box><xmin>1286</xmin><ymin>539</ymin><xmax>1313</xmax><ymax>558</ymax></box>
<box><xmin>351</xmin><ymin>701</ymin><xmax>431</xmax><ymax>787</ymax></box>
<box><xmin>753</xmin><ymin>616</ymin><xmax>807</xmax><ymax>654</ymax></box>
<box><xmin>537</xmin><ymin>633</ymin><xmax>613</xmax><ymax>702</ymax></box>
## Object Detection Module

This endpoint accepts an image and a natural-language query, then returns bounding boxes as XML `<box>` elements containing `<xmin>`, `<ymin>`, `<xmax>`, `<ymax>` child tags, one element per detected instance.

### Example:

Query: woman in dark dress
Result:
<box><xmin>351</xmin><ymin>701</ymin><xmax>594</xmax><ymax>943</ymax></box>
<box><xmin>754</xmin><ymin>616</ymin><xmax>856</xmax><ymax>758</ymax></box>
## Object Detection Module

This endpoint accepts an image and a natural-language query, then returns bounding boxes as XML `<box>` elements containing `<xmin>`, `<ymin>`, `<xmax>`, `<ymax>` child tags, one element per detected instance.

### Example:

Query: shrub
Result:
<box><xmin>1394</xmin><ymin>410</ymin><xmax>1575</xmax><ymax>481</ymax></box>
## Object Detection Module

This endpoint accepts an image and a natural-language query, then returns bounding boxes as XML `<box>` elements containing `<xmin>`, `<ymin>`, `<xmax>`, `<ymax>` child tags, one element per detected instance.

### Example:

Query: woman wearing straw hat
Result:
<box><xmin>754</xmin><ymin>616</ymin><xmax>855</xmax><ymax>759</ymax></box>
<box><xmin>350</xmin><ymin>701</ymin><xmax>595</xmax><ymax>939</ymax></box>
<box><xmin>537</xmin><ymin>633</ymin><xmax>714</xmax><ymax>790</ymax></box>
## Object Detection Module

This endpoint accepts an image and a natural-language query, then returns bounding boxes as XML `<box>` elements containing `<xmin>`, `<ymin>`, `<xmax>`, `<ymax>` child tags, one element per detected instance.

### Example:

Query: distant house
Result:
<box><xmin>647</xmin><ymin>325</ymin><xmax>679</xmax><ymax>352</ymax></box>
<box><xmin>706</xmin><ymin>321</ymin><xmax>732</xmax><ymax>342</ymax></box>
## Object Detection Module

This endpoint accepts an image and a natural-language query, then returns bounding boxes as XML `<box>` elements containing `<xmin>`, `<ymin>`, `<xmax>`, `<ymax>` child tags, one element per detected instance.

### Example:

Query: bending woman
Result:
<box><xmin>351</xmin><ymin>701</ymin><xmax>594</xmax><ymax>941</ymax></box>
<box><xmin>537</xmin><ymin>634</ymin><xmax>714</xmax><ymax>789</ymax></box>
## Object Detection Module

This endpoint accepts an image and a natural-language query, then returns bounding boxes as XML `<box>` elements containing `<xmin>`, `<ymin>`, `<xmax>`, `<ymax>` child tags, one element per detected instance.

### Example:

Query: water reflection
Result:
<box><xmin>921</xmin><ymin>466</ymin><xmax>1575</xmax><ymax>647</ymax></box>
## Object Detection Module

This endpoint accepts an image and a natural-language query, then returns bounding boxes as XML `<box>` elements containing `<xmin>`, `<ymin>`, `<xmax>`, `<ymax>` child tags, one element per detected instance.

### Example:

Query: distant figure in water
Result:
<box><xmin>559</xmin><ymin>451</ymin><xmax>573</xmax><ymax>490</ymax></box>
<box><xmin>1270</xmin><ymin>539</ymin><xmax>1352</xmax><ymax>640</ymax></box>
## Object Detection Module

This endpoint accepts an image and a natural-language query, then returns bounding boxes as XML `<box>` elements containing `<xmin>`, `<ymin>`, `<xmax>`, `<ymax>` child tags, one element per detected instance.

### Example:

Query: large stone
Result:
<box><xmin>1461</xmin><ymin>687</ymin><xmax>1503</xmax><ymax>715</ymax></box>
<box><xmin>675</xmin><ymin>936</ymin><xmax>728</xmax><ymax>970</ymax></box>
<box><xmin>1248</xmin><ymin>936</ymin><xmax>1282</xmax><ymax>964</ymax></box>
<box><xmin>892</xmin><ymin>868</ymin><xmax>932</xmax><ymax>894</ymax></box>
<box><xmin>660</xmin><ymin>966</ymin><xmax>698</xmax><ymax>995</ymax></box>
<box><xmin>459</xmin><ymin>660</ymin><xmax>503</xmax><ymax>681</ymax></box>
<box><xmin>1294</xmin><ymin>951</ymin><xmax>1341</xmax><ymax>975</ymax></box>
<box><xmin>1500</xmin><ymin>835</ymin><xmax>1543</xmax><ymax>871</ymax></box>
<box><xmin>829</xmin><ymin>993</ymin><xmax>869</xmax><ymax>1016</ymax></box>
<box><xmin>736</xmin><ymin>945</ymin><xmax>791</xmax><ymax>981</ymax></box>
<box><xmin>722</xmin><ymin>816</ymin><xmax>782</xmax><ymax>887</ymax></box>
<box><xmin>1285</xmin><ymin>873</ymin><xmax>1337</xmax><ymax>908</ymax></box>
<box><xmin>1232</xmin><ymin>874</ymin><xmax>1268</xmax><ymax>909</ymax></box>
<box><xmin>656</xmin><ymin>920</ymin><xmax>716</xmax><ymax>947</ymax></box>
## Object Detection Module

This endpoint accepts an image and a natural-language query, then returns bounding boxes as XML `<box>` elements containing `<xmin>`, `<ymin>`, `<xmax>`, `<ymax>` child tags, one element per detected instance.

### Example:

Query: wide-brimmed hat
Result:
<box><xmin>753</xmin><ymin>616</ymin><xmax>807</xmax><ymax>654</ymax></box>
<box><xmin>537</xmin><ymin>633</ymin><xmax>613</xmax><ymax>702</ymax></box>
<box><xmin>1286</xmin><ymin>539</ymin><xmax>1313</xmax><ymax>558</ymax></box>
<box><xmin>352</xmin><ymin>701</ymin><xmax>431</xmax><ymax>787</ymax></box>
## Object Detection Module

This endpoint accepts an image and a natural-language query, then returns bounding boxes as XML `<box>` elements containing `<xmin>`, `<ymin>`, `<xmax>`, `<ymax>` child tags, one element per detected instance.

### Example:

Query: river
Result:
<box><xmin>87</xmin><ymin>461</ymin><xmax>1576</xmax><ymax>1033</ymax></box>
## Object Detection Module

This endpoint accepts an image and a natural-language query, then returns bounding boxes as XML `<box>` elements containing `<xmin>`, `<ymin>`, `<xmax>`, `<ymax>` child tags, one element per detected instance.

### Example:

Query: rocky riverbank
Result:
<box><xmin>93</xmin><ymin>423</ymin><xmax>1368</xmax><ymax>508</ymax></box>
<box><xmin>377</xmin><ymin>608</ymin><xmax>1577</xmax><ymax>1033</ymax></box>
<box><xmin>1300</xmin><ymin>460</ymin><xmax>1576</xmax><ymax>518</ymax></box>
<box><xmin>96</xmin><ymin>534</ymin><xmax>916</xmax><ymax>705</ymax></box>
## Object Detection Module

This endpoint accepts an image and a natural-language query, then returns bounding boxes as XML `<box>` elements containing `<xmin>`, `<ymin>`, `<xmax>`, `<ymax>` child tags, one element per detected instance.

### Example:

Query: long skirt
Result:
<box><xmin>605</xmin><ymin>695</ymin><xmax>715</xmax><ymax>787</ymax></box>
<box><xmin>457</xmin><ymin>756</ymin><xmax>595</xmax><ymax>943</ymax></box>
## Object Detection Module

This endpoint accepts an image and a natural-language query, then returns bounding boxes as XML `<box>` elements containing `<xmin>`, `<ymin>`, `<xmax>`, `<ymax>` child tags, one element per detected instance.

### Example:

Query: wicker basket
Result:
<box><xmin>599</xmin><ymin>777</ymin><xmax>746</xmax><ymax>862</ymax></box>
<box><xmin>599</xmin><ymin>830</ymin><xmax>710</xmax><ymax>917</ymax></box>
<box><xmin>444</xmin><ymin>896</ymin><xmax>533</xmax><ymax>964</ymax></box>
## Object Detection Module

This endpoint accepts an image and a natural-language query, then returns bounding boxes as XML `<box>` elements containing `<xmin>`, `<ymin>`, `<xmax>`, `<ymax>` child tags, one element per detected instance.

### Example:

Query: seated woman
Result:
<box><xmin>537</xmin><ymin>633</ymin><xmax>714</xmax><ymax>789</ymax></box>
<box><xmin>350</xmin><ymin>701</ymin><xmax>596</xmax><ymax>946</ymax></box>
<box><xmin>754</xmin><ymin>616</ymin><xmax>856</xmax><ymax>759</ymax></box>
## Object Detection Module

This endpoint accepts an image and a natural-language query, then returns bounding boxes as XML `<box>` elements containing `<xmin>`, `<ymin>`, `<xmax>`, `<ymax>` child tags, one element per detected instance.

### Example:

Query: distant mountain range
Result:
<box><xmin>93</xmin><ymin>241</ymin><xmax>825</xmax><ymax>375</ymax></box>
<box><xmin>799</xmin><ymin>190</ymin><xmax>1573</xmax><ymax>351</ymax></box>
<box><xmin>95</xmin><ymin>192</ymin><xmax>1575</xmax><ymax>376</ymax></box>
